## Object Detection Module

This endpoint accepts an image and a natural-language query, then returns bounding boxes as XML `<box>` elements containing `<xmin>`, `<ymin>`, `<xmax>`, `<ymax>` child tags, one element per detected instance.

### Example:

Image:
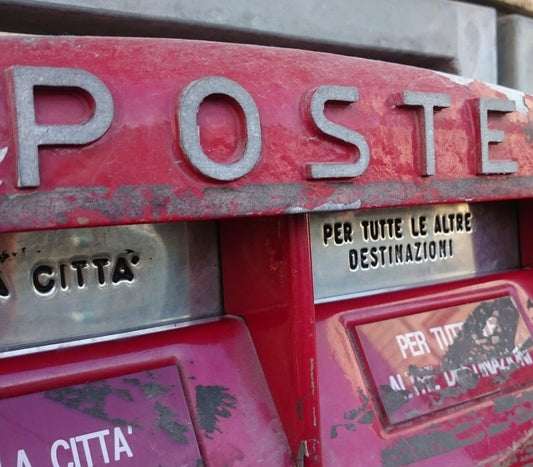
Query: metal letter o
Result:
<box><xmin>178</xmin><ymin>76</ymin><xmax>262</xmax><ymax>181</ymax></box>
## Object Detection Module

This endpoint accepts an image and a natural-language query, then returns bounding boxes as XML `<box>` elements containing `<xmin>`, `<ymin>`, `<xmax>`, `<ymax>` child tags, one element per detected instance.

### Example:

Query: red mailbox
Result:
<box><xmin>0</xmin><ymin>36</ymin><xmax>533</xmax><ymax>465</ymax></box>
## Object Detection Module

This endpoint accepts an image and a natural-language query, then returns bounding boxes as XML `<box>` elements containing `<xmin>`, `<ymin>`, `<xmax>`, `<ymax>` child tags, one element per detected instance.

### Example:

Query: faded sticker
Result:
<box><xmin>0</xmin><ymin>366</ymin><xmax>202</xmax><ymax>465</ymax></box>
<box><xmin>330</xmin><ymin>389</ymin><xmax>374</xmax><ymax>439</ymax></box>
<box><xmin>355</xmin><ymin>296</ymin><xmax>533</xmax><ymax>424</ymax></box>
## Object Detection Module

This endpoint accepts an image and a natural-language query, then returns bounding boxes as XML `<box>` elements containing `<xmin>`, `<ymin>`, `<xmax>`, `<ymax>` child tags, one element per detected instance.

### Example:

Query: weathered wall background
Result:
<box><xmin>0</xmin><ymin>0</ymin><xmax>530</xmax><ymax>93</ymax></box>
<box><xmin>480</xmin><ymin>0</ymin><xmax>533</xmax><ymax>14</ymax></box>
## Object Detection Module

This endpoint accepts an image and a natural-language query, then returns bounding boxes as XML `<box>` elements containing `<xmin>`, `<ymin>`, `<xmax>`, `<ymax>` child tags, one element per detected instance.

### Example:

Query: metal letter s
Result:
<box><xmin>306</xmin><ymin>85</ymin><xmax>370</xmax><ymax>179</ymax></box>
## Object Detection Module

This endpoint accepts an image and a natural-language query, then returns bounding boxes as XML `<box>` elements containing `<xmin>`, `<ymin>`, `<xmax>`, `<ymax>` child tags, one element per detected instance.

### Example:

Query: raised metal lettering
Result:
<box><xmin>310</xmin><ymin>203</ymin><xmax>519</xmax><ymax>302</ymax></box>
<box><xmin>478</xmin><ymin>98</ymin><xmax>518</xmax><ymax>174</ymax></box>
<box><xmin>9</xmin><ymin>66</ymin><xmax>114</xmax><ymax>188</ymax></box>
<box><xmin>0</xmin><ymin>222</ymin><xmax>221</xmax><ymax>356</ymax></box>
<box><xmin>0</xmin><ymin>272</ymin><xmax>9</xmax><ymax>298</ymax></box>
<box><xmin>178</xmin><ymin>76</ymin><xmax>261</xmax><ymax>181</ymax></box>
<box><xmin>401</xmin><ymin>91</ymin><xmax>451</xmax><ymax>176</ymax></box>
<box><xmin>307</xmin><ymin>85</ymin><xmax>370</xmax><ymax>179</ymax></box>
<box><xmin>32</xmin><ymin>264</ymin><xmax>54</xmax><ymax>294</ymax></box>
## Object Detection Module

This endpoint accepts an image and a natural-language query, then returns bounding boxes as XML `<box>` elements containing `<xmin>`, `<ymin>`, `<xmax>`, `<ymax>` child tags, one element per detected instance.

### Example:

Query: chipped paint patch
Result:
<box><xmin>45</xmin><ymin>381</ymin><xmax>139</xmax><ymax>428</ymax></box>
<box><xmin>330</xmin><ymin>390</ymin><xmax>374</xmax><ymax>439</ymax></box>
<box><xmin>313</xmin><ymin>199</ymin><xmax>362</xmax><ymax>212</ymax></box>
<box><xmin>155</xmin><ymin>401</ymin><xmax>189</xmax><ymax>444</ymax></box>
<box><xmin>381</xmin><ymin>421</ymin><xmax>485</xmax><ymax>466</ymax></box>
<box><xmin>1</xmin><ymin>175</ymin><xmax>533</xmax><ymax>232</ymax></box>
<box><xmin>123</xmin><ymin>377</ymin><xmax>171</xmax><ymax>399</ymax></box>
<box><xmin>435</xmin><ymin>72</ymin><xmax>529</xmax><ymax>114</ymax></box>
<box><xmin>285</xmin><ymin>199</ymin><xmax>361</xmax><ymax>214</ymax></box>
<box><xmin>485</xmin><ymin>82</ymin><xmax>529</xmax><ymax>114</ymax></box>
<box><xmin>195</xmin><ymin>385</ymin><xmax>237</xmax><ymax>438</ymax></box>
<box><xmin>380</xmin><ymin>389</ymin><xmax>533</xmax><ymax>465</ymax></box>
<box><xmin>436</xmin><ymin>71</ymin><xmax>474</xmax><ymax>87</ymax></box>
<box><xmin>488</xmin><ymin>422</ymin><xmax>510</xmax><ymax>436</ymax></box>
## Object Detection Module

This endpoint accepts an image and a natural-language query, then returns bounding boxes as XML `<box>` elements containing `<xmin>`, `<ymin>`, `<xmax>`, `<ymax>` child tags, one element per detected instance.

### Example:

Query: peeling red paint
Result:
<box><xmin>0</xmin><ymin>38</ymin><xmax>531</xmax><ymax>231</ymax></box>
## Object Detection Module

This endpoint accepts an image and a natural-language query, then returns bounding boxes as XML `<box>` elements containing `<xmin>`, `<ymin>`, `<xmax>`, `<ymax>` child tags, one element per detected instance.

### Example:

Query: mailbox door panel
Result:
<box><xmin>0</xmin><ymin>317</ymin><xmax>292</xmax><ymax>465</ymax></box>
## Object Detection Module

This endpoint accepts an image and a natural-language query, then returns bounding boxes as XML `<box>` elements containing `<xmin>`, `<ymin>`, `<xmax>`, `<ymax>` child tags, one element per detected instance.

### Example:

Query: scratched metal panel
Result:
<box><xmin>0</xmin><ymin>366</ymin><xmax>203</xmax><ymax>464</ymax></box>
<box><xmin>0</xmin><ymin>221</ymin><xmax>221</xmax><ymax>353</ymax></box>
<box><xmin>310</xmin><ymin>202</ymin><xmax>519</xmax><ymax>301</ymax></box>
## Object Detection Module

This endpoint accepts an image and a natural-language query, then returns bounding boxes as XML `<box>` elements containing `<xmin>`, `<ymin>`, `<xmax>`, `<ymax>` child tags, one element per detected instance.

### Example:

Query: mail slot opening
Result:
<box><xmin>0</xmin><ymin>221</ymin><xmax>221</xmax><ymax>356</ymax></box>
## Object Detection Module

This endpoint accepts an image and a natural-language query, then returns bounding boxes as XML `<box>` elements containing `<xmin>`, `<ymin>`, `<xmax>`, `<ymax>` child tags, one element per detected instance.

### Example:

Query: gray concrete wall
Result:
<box><xmin>0</xmin><ymin>0</ymin><xmax>497</xmax><ymax>82</ymax></box>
